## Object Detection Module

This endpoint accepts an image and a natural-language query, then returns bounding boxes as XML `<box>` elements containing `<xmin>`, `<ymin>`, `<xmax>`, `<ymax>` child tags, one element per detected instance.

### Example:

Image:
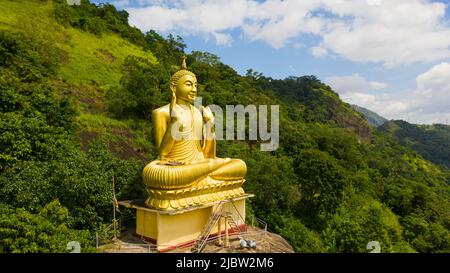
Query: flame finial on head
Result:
<box><xmin>170</xmin><ymin>55</ymin><xmax>196</xmax><ymax>86</ymax></box>
<box><xmin>181</xmin><ymin>55</ymin><xmax>187</xmax><ymax>70</ymax></box>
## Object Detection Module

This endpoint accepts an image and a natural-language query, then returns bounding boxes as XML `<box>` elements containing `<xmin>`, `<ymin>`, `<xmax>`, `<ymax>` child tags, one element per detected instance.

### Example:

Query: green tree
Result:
<box><xmin>106</xmin><ymin>56</ymin><xmax>169</xmax><ymax>118</ymax></box>
<box><xmin>323</xmin><ymin>195</ymin><xmax>408</xmax><ymax>253</ymax></box>
<box><xmin>0</xmin><ymin>139</ymin><xmax>144</xmax><ymax>230</ymax></box>
<box><xmin>272</xmin><ymin>215</ymin><xmax>325</xmax><ymax>253</ymax></box>
<box><xmin>0</xmin><ymin>202</ymin><xmax>95</xmax><ymax>253</ymax></box>
<box><xmin>294</xmin><ymin>149</ymin><xmax>348</xmax><ymax>229</ymax></box>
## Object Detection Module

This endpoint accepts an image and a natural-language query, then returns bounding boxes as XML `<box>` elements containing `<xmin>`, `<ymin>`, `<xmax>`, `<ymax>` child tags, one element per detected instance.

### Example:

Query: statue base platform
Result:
<box><xmin>119</xmin><ymin>194</ymin><xmax>253</xmax><ymax>252</ymax></box>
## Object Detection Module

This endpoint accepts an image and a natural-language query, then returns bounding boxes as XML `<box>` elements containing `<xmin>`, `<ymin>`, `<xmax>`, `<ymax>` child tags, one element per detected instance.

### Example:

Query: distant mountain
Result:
<box><xmin>379</xmin><ymin>120</ymin><xmax>450</xmax><ymax>169</ymax></box>
<box><xmin>351</xmin><ymin>104</ymin><xmax>388</xmax><ymax>127</ymax></box>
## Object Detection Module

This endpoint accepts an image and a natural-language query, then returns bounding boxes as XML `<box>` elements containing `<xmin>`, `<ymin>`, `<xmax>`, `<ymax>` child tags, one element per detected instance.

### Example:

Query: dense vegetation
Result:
<box><xmin>1</xmin><ymin>0</ymin><xmax>449</xmax><ymax>253</ymax></box>
<box><xmin>379</xmin><ymin>120</ymin><xmax>450</xmax><ymax>169</ymax></box>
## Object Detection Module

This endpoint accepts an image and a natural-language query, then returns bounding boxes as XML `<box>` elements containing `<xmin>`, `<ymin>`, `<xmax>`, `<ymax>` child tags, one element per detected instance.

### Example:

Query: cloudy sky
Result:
<box><xmin>92</xmin><ymin>0</ymin><xmax>450</xmax><ymax>124</ymax></box>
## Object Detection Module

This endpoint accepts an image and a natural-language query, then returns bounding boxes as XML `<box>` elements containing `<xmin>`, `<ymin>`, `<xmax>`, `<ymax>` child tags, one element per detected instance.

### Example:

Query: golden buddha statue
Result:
<box><xmin>143</xmin><ymin>56</ymin><xmax>247</xmax><ymax>210</ymax></box>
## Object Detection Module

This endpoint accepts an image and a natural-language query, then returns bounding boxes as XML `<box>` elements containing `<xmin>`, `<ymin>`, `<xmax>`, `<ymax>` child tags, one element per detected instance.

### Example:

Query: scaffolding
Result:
<box><xmin>191</xmin><ymin>199</ymin><xmax>246</xmax><ymax>253</ymax></box>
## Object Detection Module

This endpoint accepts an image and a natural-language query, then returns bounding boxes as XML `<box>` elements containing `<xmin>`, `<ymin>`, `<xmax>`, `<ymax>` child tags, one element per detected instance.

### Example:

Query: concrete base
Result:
<box><xmin>120</xmin><ymin>195</ymin><xmax>252</xmax><ymax>251</ymax></box>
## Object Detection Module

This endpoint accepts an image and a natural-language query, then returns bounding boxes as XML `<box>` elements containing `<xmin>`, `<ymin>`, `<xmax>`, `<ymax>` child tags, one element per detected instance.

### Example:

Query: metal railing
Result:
<box><xmin>191</xmin><ymin>200</ymin><xmax>228</xmax><ymax>253</ymax></box>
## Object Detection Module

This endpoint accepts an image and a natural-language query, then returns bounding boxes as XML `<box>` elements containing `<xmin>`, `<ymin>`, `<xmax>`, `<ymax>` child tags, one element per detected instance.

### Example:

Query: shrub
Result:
<box><xmin>0</xmin><ymin>202</ymin><xmax>95</xmax><ymax>253</ymax></box>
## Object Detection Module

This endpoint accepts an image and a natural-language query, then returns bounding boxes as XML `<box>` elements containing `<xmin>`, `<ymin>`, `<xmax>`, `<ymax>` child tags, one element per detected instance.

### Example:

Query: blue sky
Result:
<box><xmin>91</xmin><ymin>0</ymin><xmax>450</xmax><ymax>124</ymax></box>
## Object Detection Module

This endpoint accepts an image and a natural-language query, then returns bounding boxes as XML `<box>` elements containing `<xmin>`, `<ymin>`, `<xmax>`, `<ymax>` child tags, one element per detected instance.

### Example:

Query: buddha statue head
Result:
<box><xmin>170</xmin><ymin>55</ymin><xmax>198</xmax><ymax>104</ymax></box>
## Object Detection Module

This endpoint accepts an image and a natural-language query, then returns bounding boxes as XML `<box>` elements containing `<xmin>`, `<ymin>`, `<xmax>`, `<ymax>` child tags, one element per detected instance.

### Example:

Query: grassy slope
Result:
<box><xmin>0</xmin><ymin>0</ymin><xmax>156</xmax><ymax>158</ymax></box>
<box><xmin>0</xmin><ymin>0</ymin><xmax>156</xmax><ymax>87</ymax></box>
<box><xmin>0</xmin><ymin>0</ymin><xmax>48</xmax><ymax>28</ymax></box>
<box><xmin>59</xmin><ymin>28</ymin><xmax>156</xmax><ymax>87</ymax></box>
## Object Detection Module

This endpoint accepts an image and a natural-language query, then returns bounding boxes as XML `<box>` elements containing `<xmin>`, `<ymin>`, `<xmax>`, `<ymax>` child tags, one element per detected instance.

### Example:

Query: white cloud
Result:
<box><xmin>412</xmin><ymin>62</ymin><xmax>450</xmax><ymax>115</ymax></box>
<box><xmin>318</xmin><ymin>0</ymin><xmax>450</xmax><ymax>67</ymax></box>
<box><xmin>369</xmin><ymin>81</ymin><xmax>387</xmax><ymax>90</ymax></box>
<box><xmin>311</xmin><ymin>46</ymin><xmax>328</xmax><ymax>57</ymax></box>
<box><xmin>341</xmin><ymin>92</ymin><xmax>377</xmax><ymax>106</ymax></box>
<box><xmin>329</xmin><ymin>63</ymin><xmax>450</xmax><ymax>124</ymax></box>
<box><xmin>211</xmin><ymin>32</ymin><xmax>233</xmax><ymax>46</ymax></box>
<box><xmin>242</xmin><ymin>1</ymin><xmax>323</xmax><ymax>48</ymax></box>
<box><xmin>325</xmin><ymin>74</ymin><xmax>387</xmax><ymax>94</ymax></box>
<box><xmin>127</xmin><ymin>0</ymin><xmax>248</xmax><ymax>46</ymax></box>
<box><xmin>366</xmin><ymin>0</ymin><xmax>382</xmax><ymax>6</ymax></box>
<box><xmin>293</xmin><ymin>42</ymin><xmax>305</xmax><ymax>49</ymax></box>
<box><xmin>124</xmin><ymin>0</ymin><xmax>450</xmax><ymax>66</ymax></box>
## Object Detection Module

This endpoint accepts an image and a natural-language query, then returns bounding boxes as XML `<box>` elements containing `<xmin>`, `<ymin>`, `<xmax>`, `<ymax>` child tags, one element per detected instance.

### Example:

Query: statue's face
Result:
<box><xmin>174</xmin><ymin>74</ymin><xmax>197</xmax><ymax>104</ymax></box>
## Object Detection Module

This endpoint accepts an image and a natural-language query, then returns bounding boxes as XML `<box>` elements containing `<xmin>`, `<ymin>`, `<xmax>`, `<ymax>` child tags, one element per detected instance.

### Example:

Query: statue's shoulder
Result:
<box><xmin>152</xmin><ymin>104</ymin><xmax>170</xmax><ymax>116</ymax></box>
<box><xmin>152</xmin><ymin>104</ymin><xmax>171</xmax><ymax>122</ymax></box>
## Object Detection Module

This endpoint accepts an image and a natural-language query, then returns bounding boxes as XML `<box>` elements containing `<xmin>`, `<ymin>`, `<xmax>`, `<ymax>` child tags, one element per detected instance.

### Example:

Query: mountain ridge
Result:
<box><xmin>351</xmin><ymin>104</ymin><xmax>388</xmax><ymax>127</ymax></box>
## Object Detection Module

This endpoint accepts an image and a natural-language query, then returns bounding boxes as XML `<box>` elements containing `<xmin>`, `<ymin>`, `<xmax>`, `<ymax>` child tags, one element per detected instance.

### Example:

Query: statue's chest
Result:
<box><xmin>178</xmin><ymin>112</ymin><xmax>193</xmax><ymax>128</ymax></box>
<box><xmin>177</xmin><ymin>109</ymin><xmax>202</xmax><ymax>132</ymax></box>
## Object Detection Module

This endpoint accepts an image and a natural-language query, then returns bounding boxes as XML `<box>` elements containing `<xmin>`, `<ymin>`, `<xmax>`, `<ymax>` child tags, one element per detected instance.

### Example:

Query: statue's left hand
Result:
<box><xmin>200</xmin><ymin>106</ymin><xmax>214</xmax><ymax>124</ymax></box>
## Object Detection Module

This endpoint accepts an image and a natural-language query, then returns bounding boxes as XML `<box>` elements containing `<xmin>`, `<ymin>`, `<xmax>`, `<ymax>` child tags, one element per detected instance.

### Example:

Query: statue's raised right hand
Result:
<box><xmin>169</xmin><ymin>91</ymin><xmax>182</xmax><ymax>124</ymax></box>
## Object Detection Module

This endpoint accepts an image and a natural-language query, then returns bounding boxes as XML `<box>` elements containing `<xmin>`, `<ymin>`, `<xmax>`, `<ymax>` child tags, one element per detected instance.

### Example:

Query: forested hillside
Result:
<box><xmin>379</xmin><ymin>120</ymin><xmax>450</xmax><ymax>169</ymax></box>
<box><xmin>1</xmin><ymin>0</ymin><xmax>449</xmax><ymax>253</ymax></box>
